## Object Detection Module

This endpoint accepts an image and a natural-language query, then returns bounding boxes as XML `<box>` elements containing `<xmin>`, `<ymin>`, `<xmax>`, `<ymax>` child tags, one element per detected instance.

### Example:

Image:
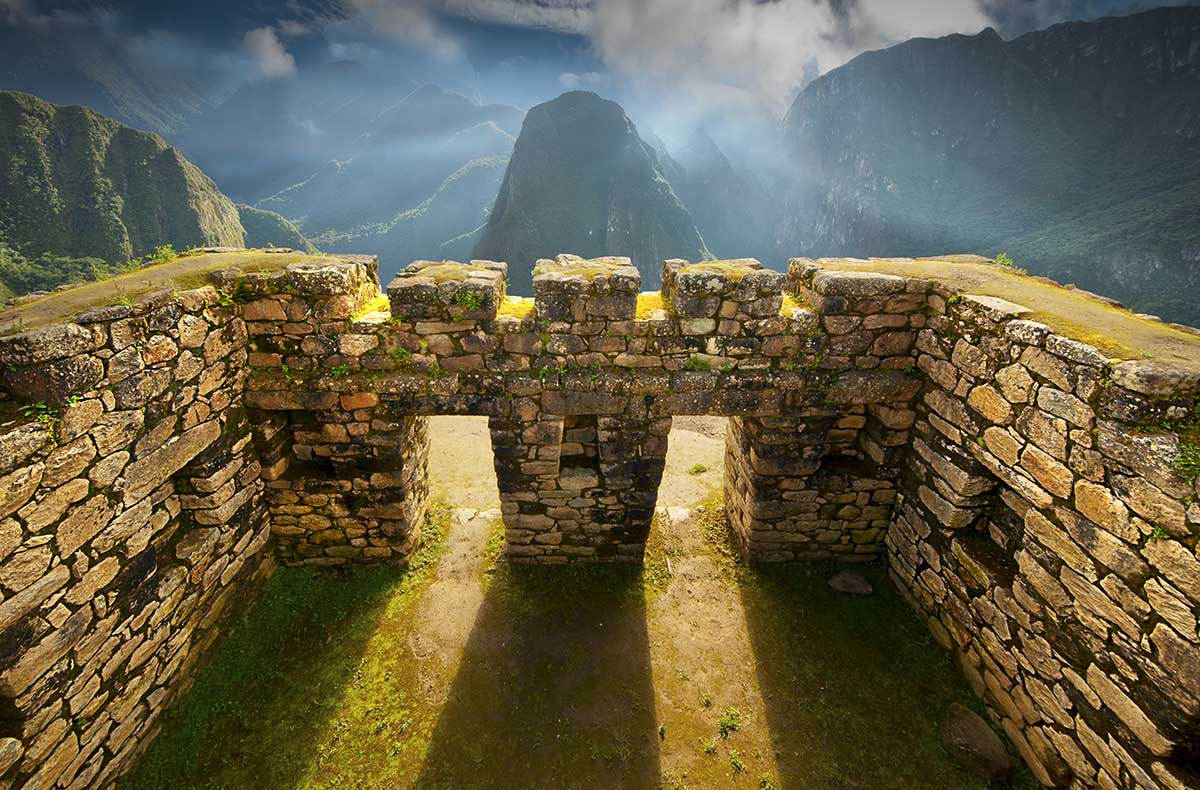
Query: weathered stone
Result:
<box><xmin>0</xmin><ymin>462</ymin><xmax>43</xmax><ymax>520</ymax></box>
<box><xmin>941</xmin><ymin>703</ymin><xmax>1013</xmax><ymax>780</ymax></box>
<box><xmin>121</xmin><ymin>420</ymin><xmax>220</xmax><ymax>505</ymax></box>
<box><xmin>828</xmin><ymin>569</ymin><xmax>873</xmax><ymax>595</ymax></box>
<box><xmin>1074</xmin><ymin>480</ymin><xmax>1132</xmax><ymax>541</ymax></box>
<box><xmin>967</xmin><ymin>385</ymin><xmax>1014</xmax><ymax>425</ymax></box>
<box><xmin>0</xmin><ymin>422</ymin><xmax>53</xmax><ymax>475</ymax></box>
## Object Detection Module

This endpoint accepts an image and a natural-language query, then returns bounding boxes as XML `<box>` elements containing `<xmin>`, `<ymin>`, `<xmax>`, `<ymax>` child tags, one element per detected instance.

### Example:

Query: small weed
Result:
<box><xmin>729</xmin><ymin>750</ymin><xmax>745</xmax><ymax>774</ymax></box>
<box><xmin>330</xmin><ymin>364</ymin><xmax>351</xmax><ymax>379</ymax></box>
<box><xmin>701</xmin><ymin>692</ymin><xmax>713</xmax><ymax>709</ymax></box>
<box><xmin>946</xmin><ymin>294</ymin><xmax>961</xmax><ymax>306</ymax></box>
<box><xmin>759</xmin><ymin>774</ymin><xmax>778</xmax><ymax>789</ymax></box>
<box><xmin>689</xmin><ymin>464</ymin><xmax>708</xmax><ymax>476</ymax></box>
<box><xmin>390</xmin><ymin>348</ymin><xmax>413</xmax><ymax>367</ymax></box>
<box><xmin>994</xmin><ymin>252</ymin><xmax>1013</xmax><ymax>267</ymax></box>
<box><xmin>152</xmin><ymin>244</ymin><xmax>177</xmax><ymax>264</ymax></box>
<box><xmin>1145</xmin><ymin>526</ymin><xmax>1170</xmax><ymax>545</ymax></box>
<box><xmin>279</xmin><ymin>364</ymin><xmax>297</xmax><ymax>384</ymax></box>
<box><xmin>901</xmin><ymin>364</ymin><xmax>922</xmax><ymax>379</ymax></box>
<box><xmin>684</xmin><ymin>355</ymin><xmax>711</xmax><ymax>372</ymax></box>
<box><xmin>65</xmin><ymin>395</ymin><xmax>81</xmax><ymax>408</ymax></box>
<box><xmin>454</xmin><ymin>290</ymin><xmax>484</xmax><ymax>311</ymax></box>
<box><xmin>701</xmin><ymin>738</ymin><xmax>717</xmax><ymax>755</ymax></box>
<box><xmin>20</xmin><ymin>401</ymin><xmax>57</xmax><ymax>425</ymax></box>
<box><xmin>1174</xmin><ymin>443</ymin><xmax>1200</xmax><ymax>479</ymax></box>
<box><xmin>217</xmin><ymin>289</ymin><xmax>235</xmax><ymax>308</ymax></box>
<box><xmin>718</xmin><ymin>707</ymin><xmax>741</xmax><ymax>738</ymax></box>
<box><xmin>719</xmin><ymin>363</ymin><xmax>735</xmax><ymax>374</ymax></box>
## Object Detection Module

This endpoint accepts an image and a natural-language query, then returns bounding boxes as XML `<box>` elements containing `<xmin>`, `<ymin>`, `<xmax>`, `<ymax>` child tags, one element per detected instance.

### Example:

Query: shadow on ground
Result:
<box><xmin>738</xmin><ymin>559</ymin><xmax>1036</xmax><ymax>789</ymax></box>
<box><xmin>413</xmin><ymin>563</ymin><xmax>660</xmax><ymax>789</ymax></box>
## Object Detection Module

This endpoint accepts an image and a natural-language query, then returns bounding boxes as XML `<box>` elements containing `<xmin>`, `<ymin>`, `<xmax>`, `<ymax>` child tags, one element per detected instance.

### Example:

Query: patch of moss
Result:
<box><xmin>409</xmin><ymin>262</ymin><xmax>490</xmax><ymax>283</ymax></box>
<box><xmin>636</xmin><ymin>292</ymin><xmax>666</xmax><ymax>319</ymax></box>
<box><xmin>781</xmin><ymin>293</ymin><xmax>804</xmax><ymax>315</ymax></box>
<box><xmin>679</xmin><ymin>261</ymin><xmax>755</xmax><ymax>282</ymax></box>
<box><xmin>352</xmin><ymin>293</ymin><xmax>390</xmax><ymax>321</ymax></box>
<box><xmin>533</xmin><ymin>259</ymin><xmax>623</xmax><ymax>279</ymax></box>
<box><xmin>497</xmin><ymin>295</ymin><xmax>534</xmax><ymax>319</ymax></box>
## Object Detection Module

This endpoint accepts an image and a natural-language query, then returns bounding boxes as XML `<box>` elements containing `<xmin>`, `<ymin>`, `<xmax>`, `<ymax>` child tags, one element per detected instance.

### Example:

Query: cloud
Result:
<box><xmin>437</xmin><ymin>0</ymin><xmax>590</xmax><ymax>32</ymax></box>
<box><xmin>584</xmin><ymin>0</ymin><xmax>995</xmax><ymax>111</ymax></box>
<box><xmin>558</xmin><ymin>70</ymin><xmax>608</xmax><ymax>89</ymax></box>
<box><xmin>243</xmin><ymin>26</ymin><xmax>297</xmax><ymax>77</ymax></box>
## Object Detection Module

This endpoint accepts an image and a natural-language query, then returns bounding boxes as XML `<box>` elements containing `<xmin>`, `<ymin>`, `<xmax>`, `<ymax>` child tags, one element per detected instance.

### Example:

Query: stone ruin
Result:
<box><xmin>0</xmin><ymin>251</ymin><xmax>1197</xmax><ymax>788</ymax></box>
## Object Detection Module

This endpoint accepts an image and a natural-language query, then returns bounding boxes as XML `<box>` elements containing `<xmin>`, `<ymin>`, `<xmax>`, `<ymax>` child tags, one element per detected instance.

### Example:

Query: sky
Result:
<box><xmin>2</xmin><ymin>0</ymin><xmax>1196</xmax><ymax>122</ymax></box>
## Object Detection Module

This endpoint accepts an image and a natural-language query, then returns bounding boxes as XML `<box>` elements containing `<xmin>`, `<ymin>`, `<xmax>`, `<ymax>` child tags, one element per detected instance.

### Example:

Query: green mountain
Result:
<box><xmin>779</xmin><ymin>7</ymin><xmax>1200</xmax><ymax>325</ymax></box>
<box><xmin>237</xmin><ymin>204</ymin><xmax>318</xmax><ymax>254</ymax></box>
<box><xmin>255</xmin><ymin>85</ymin><xmax>522</xmax><ymax>285</ymax></box>
<box><xmin>474</xmin><ymin>91</ymin><xmax>710</xmax><ymax>293</ymax></box>
<box><xmin>0</xmin><ymin>90</ymin><xmax>244</xmax><ymax>264</ymax></box>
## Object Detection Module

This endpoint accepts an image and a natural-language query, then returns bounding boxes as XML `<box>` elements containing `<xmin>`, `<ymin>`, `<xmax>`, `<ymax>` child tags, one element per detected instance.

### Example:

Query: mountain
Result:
<box><xmin>473</xmin><ymin>91</ymin><xmax>711</xmax><ymax>293</ymax></box>
<box><xmin>237</xmin><ymin>205</ymin><xmax>317</xmax><ymax>253</ymax></box>
<box><xmin>779</xmin><ymin>7</ymin><xmax>1200</xmax><ymax>325</ymax></box>
<box><xmin>673</xmin><ymin>130</ymin><xmax>776</xmax><ymax>265</ymax></box>
<box><xmin>255</xmin><ymin>84</ymin><xmax>522</xmax><ymax>285</ymax></box>
<box><xmin>0</xmin><ymin>91</ymin><xmax>244</xmax><ymax>264</ymax></box>
<box><xmin>174</xmin><ymin>62</ymin><xmax>420</xmax><ymax>204</ymax></box>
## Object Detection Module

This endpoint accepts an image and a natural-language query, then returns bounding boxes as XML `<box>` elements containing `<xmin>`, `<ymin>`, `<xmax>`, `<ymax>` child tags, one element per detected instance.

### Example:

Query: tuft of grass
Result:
<box><xmin>1174</xmin><ymin>443</ymin><xmax>1200</xmax><ymax>479</ymax></box>
<box><xmin>718</xmin><ymin>707</ymin><xmax>742</xmax><ymax>738</ymax></box>
<box><xmin>151</xmin><ymin>244</ymin><xmax>177</xmax><ymax>264</ymax></box>
<box><xmin>689</xmin><ymin>463</ymin><xmax>708</xmax><ymax>476</ymax></box>
<box><xmin>684</xmin><ymin>355</ymin><xmax>712</xmax><ymax>372</ymax></box>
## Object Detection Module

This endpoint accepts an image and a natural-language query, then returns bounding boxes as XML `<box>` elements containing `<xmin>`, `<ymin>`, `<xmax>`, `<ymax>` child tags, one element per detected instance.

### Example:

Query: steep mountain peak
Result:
<box><xmin>473</xmin><ymin>91</ymin><xmax>709</xmax><ymax>293</ymax></box>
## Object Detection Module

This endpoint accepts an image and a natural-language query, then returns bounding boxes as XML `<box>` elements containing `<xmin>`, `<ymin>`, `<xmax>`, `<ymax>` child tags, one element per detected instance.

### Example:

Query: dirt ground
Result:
<box><xmin>127</xmin><ymin>415</ymin><xmax>1026</xmax><ymax>790</ymax></box>
<box><xmin>427</xmin><ymin>415</ymin><xmax>728</xmax><ymax>510</ymax></box>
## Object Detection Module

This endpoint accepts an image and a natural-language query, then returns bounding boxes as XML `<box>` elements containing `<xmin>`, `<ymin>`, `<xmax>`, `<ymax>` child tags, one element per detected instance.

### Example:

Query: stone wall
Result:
<box><xmin>241</xmin><ymin>254</ymin><xmax>926</xmax><ymax>564</ymax></box>
<box><xmin>883</xmin><ymin>289</ymin><xmax>1200</xmax><ymax>789</ymax></box>
<box><xmin>0</xmin><ymin>249</ymin><xmax>1197</xmax><ymax>787</ymax></box>
<box><xmin>0</xmin><ymin>286</ymin><xmax>272</xmax><ymax>788</ymax></box>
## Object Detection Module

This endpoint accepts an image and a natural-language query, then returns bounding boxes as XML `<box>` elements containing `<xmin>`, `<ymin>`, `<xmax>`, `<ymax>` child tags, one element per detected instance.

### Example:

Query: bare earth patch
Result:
<box><xmin>123</xmin><ymin>417</ymin><xmax>1034</xmax><ymax>789</ymax></box>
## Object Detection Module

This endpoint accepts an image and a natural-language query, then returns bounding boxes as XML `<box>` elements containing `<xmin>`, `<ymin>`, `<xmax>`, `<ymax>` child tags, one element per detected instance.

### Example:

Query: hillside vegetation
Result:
<box><xmin>779</xmin><ymin>7</ymin><xmax>1200</xmax><ymax>324</ymax></box>
<box><xmin>0</xmin><ymin>91</ymin><xmax>244</xmax><ymax>263</ymax></box>
<box><xmin>237</xmin><ymin>204</ymin><xmax>318</xmax><ymax>254</ymax></box>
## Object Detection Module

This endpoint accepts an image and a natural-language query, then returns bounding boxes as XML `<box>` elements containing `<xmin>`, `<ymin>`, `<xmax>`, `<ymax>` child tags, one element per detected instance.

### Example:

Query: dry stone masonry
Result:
<box><xmin>0</xmin><ymin>250</ymin><xmax>1196</xmax><ymax>788</ymax></box>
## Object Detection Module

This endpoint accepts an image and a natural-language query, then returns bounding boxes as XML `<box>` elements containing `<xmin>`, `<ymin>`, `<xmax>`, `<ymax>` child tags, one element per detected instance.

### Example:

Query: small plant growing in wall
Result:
<box><xmin>1175</xmin><ymin>443</ymin><xmax>1200</xmax><ymax>479</ymax></box>
<box><xmin>689</xmin><ymin>464</ymin><xmax>708</xmax><ymax>476</ymax></box>
<box><xmin>20</xmin><ymin>401</ymin><xmax>57</xmax><ymax>426</ymax></box>
<box><xmin>454</xmin><ymin>290</ymin><xmax>484</xmax><ymax>311</ymax></box>
<box><xmin>684</xmin><ymin>355</ymin><xmax>711</xmax><ymax>372</ymax></box>
<box><xmin>329</xmin><ymin>364</ymin><xmax>351</xmax><ymax>379</ymax></box>
<box><xmin>994</xmin><ymin>252</ymin><xmax>1014</xmax><ymax>267</ymax></box>
<box><xmin>390</xmin><ymin>348</ymin><xmax>413</xmax><ymax>367</ymax></box>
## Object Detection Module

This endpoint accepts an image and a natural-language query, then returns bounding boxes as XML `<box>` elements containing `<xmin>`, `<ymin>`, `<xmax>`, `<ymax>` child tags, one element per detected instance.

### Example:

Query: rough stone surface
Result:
<box><xmin>1</xmin><ymin>252</ymin><xmax>1197</xmax><ymax>789</ymax></box>
<box><xmin>941</xmin><ymin>703</ymin><xmax>1014</xmax><ymax>780</ymax></box>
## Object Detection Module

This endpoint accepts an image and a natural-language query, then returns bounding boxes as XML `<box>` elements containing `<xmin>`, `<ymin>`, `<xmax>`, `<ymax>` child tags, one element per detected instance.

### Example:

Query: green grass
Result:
<box><xmin>123</xmin><ymin>501</ymin><xmax>1037</xmax><ymax>790</ymax></box>
<box><xmin>121</xmin><ymin>506</ymin><xmax>451</xmax><ymax>790</ymax></box>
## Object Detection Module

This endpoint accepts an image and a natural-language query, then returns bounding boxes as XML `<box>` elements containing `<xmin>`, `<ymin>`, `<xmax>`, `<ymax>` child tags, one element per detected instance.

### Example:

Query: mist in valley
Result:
<box><xmin>2</xmin><ymin>0</ymin><xmax>1199</xmax><ymax>322</ymax></box>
